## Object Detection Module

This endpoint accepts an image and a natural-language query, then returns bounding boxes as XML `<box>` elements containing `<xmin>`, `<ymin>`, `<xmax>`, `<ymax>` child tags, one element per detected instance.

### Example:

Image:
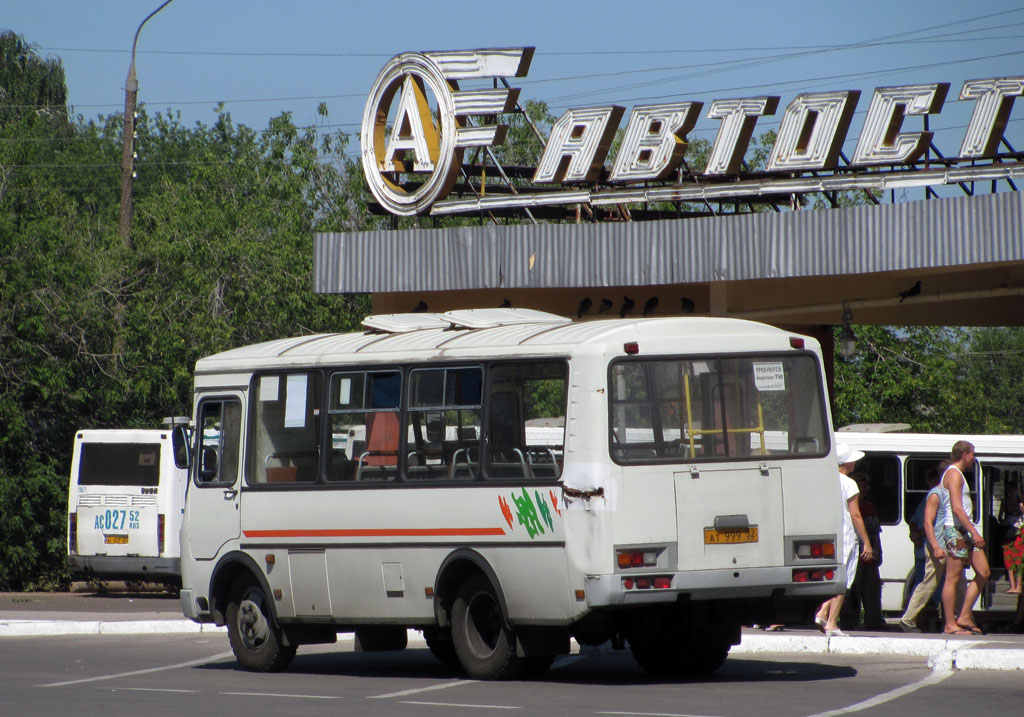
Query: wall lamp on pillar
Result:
<box><xmin>839</xmin><ymin>307</ymin><xmax>857</xmax><ymax>358</ymax></box>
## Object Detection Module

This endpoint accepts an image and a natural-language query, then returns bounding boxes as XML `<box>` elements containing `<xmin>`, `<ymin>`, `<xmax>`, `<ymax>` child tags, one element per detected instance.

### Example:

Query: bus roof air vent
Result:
<box><xmin>441</xmin><ymin>308</ymin><xmax>571</xmax><ymax>329</ymax></box>
<box><xmin>361</xmin><ymin>313</ymin><xmax>452</xmax><ymax>333</ymax></box>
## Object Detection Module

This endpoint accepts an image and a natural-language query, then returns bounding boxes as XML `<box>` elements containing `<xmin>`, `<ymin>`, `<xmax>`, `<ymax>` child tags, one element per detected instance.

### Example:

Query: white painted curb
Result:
<box><xmin>737</xmin><ymin>632</ymin><xmax>1024</xmax><ymax>671</ymax></box>
<box><xmin>0</xmin><ymin>619</ymin><xmax>223</xmax><ymax>637</ymax></box>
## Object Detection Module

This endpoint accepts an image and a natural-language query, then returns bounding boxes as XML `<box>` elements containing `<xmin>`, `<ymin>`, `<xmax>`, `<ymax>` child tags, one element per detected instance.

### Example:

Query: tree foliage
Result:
<box><xmin>832</xmin><ymin>325</ymin><xmax>1024</xmax><ymax>434</ymax></box>
<box><xmin>0</xmin><ymin>33</ymin><xmax>369</xmax><ymax>589</ymax></box>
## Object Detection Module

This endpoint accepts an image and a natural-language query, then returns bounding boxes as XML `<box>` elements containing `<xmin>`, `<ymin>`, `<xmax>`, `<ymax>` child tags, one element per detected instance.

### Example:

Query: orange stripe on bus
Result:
<box><xmin>242</xmin><ymin>527</ymin><xmax>506</xmax><ymax>538</ymax></box>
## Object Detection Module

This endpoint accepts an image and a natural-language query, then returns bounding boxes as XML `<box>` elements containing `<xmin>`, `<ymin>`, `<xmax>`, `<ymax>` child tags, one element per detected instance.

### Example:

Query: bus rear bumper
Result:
<box><xmin>66</xmin><ymin>555</ymin><xmax>180</xmax><ymax>582</ymax></box>
<box><xmin>585</xmin><ymin>566</ymin><xmax>841</xmax><ymax>607</ymax></box>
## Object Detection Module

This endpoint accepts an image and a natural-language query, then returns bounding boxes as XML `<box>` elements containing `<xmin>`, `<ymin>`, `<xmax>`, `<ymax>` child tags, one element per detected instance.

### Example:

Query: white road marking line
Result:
<box><xmin>107</xmin><ymin>687</ymin><xmax>199</xmax><ymax>694</ymax></box>
<box><xmin>804</xmin><ymin>669</ymin><xmax>953</xmax><ymax>717</ymax></box>
<box><xmin>597</xmin><ymin>712</ymin><xmax>723</xmax><ymax>717</ymax></box>
<box><xmin>222</xmin><ymin>692</ymin><xmax>339</xmax><ymax>700</ymax></box>
<box><xmin>38</xmin><ymin>650</ymin><xmax>235</xmax><ymax>687</ymax></box>
<box><xmin>400</xmin><ymin>700</ymin><xmax>521</xmax><ymax>710</ymax></box>
<box><xmin>368</xmin><ymin>680</ymin><xmax>475</xmax><ymax>699</ymax></box>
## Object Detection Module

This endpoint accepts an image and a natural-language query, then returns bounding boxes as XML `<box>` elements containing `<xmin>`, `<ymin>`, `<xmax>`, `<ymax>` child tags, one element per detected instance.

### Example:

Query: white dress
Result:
<box><xmin>839</xmin><ymin>471</ymin><xmax>861</xmax><ymax>589</ymax></box>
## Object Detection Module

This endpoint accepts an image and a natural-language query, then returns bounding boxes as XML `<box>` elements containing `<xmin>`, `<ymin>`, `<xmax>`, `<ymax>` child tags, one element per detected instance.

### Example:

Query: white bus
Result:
<box><xmin>180</xmin><ymin>309</ymin><xmax>842</xmax><ymax>679</ymax></box>
<box><xmin>67</xmin><ymin>419</ymin><xmax>191</xmax><ymax>586</ymax></box>
<box><xmin>838</xmin><ymin>430</ymin><xmax>1024</xmax><ymax>617</ymax></box>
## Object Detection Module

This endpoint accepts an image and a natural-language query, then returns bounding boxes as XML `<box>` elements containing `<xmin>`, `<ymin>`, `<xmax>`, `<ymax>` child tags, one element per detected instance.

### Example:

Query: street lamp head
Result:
<box><xmin>839</xmin><ymin>307</ymin><xmax>857</xmax><ymax>358</ymax></box>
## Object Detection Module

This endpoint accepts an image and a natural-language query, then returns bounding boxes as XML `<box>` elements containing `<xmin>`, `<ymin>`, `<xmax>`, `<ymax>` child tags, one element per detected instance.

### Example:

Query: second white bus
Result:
<box><xmin>180</xmin><ymin>309</ymin><xmax>844</xmax><ymax>679</ymax></box>
<box><xmin>838</xmin><ymin>430</ymin><xmax>1024</xmax><ymax>618</ymax></box>
<box><xmin>67</xmin><ymin>420</ymin><xmax>191</xmax><ymax>586</ymax></box>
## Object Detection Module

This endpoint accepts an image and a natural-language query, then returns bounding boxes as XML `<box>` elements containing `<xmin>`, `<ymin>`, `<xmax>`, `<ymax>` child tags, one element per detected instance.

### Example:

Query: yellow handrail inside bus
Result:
<box><xmin>682</xmin><ymin>371</ymin><xmax>768</xmax><ymax>456</ymax></box>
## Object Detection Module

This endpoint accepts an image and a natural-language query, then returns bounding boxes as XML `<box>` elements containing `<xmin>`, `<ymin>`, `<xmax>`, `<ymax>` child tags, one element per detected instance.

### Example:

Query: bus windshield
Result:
<box><xmin>78</xmin><ymin>442</ymin><xmax>162</xmax><ymax>486</ymax></box>
<box><xmin>610</xmin><ymin>353</ymin><xmax>828</xmax><ymax>463</ymax></box>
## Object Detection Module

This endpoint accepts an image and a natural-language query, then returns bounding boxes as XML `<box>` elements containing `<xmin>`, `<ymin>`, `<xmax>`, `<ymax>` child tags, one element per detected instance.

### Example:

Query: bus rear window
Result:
<box><xmin>78</xmin><ymin>443</ymin><xmax>162</xmax><ymax>486</ymax></box>
<box><xmin>609</xmin><ymin>354</ymin><xmax>828</xmax><ymax>463</ymax></box>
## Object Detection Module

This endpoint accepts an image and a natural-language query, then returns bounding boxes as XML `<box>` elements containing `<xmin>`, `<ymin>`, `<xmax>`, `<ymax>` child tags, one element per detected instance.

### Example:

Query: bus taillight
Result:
<box><xmin>68</xmin><ymin>513</ymin><xmax>78</xmax><ymax>555</ymax></box>
<box><xmin>792</xmin><ymin>568</ymin><xmax>835</xmax><ymax>583</ymax></box>
<box><xmin>617</xmin><ymin>549</ymin><xmax>658</xmax><ymax>569</ymax></box>
<box><xmin>795</xmin><ymin>540</ymin><xmax>835</xmax><ymax>559</ymax></box>
<box><xmin>158</xmin><ymin>514</ymin><xmax>165</xmax><ymax>555</ymax></box>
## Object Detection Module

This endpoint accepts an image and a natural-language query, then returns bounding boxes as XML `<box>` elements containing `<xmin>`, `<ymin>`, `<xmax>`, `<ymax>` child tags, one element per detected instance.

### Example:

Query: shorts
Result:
<box><xmin>942</xmin><ymin>525</ymin><xmax>976</xmax><ymax>560</ymax></box>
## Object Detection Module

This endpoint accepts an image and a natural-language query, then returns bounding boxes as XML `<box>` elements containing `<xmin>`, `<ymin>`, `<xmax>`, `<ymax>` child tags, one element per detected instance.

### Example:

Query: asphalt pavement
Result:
<box><xmin>2</xmin><ymin>589</ymin><xmax>1023</xmax><ymax>671</ymax></box>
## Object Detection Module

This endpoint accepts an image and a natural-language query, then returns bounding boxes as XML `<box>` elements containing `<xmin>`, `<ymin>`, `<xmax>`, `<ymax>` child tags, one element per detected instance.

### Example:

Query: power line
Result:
<box><xmin>32</xmin><ymin>7</ymin><xmax>1024</xmax><ymax>60</ymax></box>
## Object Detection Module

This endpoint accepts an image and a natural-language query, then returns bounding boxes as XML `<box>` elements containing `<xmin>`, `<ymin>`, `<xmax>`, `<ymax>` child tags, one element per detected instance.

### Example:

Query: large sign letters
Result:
<box><xmin>359</xmin><ymin>48</ymin><xmax>1024</xmax><ymax>216</ymax></box>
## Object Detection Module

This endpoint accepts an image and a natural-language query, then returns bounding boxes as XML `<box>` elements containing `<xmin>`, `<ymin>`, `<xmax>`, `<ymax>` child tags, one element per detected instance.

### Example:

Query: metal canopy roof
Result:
<box><xmin>314</xmin><ymin>191</ymin><xmax>1024</xmax><ymax>328</ymax></box>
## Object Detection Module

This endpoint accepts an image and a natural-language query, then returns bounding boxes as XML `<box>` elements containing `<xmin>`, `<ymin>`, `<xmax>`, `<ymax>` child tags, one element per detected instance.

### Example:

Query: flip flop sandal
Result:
<box><xmin>958</xmin><ymin>624</ymin><xmax>984</xmax><ymax>635</ymax></box>
<box><xmin>814</xmin><ymin>616</ymin><xmax>827</xmax><ymax>633</ymax></box>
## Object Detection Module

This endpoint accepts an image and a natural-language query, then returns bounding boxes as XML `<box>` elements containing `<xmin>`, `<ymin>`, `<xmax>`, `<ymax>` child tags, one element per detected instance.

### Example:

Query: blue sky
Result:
<box><xmin>6</xmin><ymin>1</ymin><xmax>1024</xmax><ymax>160</ymax></box>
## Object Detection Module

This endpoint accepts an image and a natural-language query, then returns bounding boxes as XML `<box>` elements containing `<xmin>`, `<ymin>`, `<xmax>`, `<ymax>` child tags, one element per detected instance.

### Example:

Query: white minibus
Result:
<box><xmin>180</xmin><ymin>309</ymin><xmax>843</xmax><ymax>679</ymax></box>
<box><xmin>67</xmin><ymin>419</ymin><xmax>191</xmax><ymax>586</ymax></box>
<box><xmin>838</xmin><ymin>430</ymin><xmax>1024</xmax><ymax>618</ymax></box>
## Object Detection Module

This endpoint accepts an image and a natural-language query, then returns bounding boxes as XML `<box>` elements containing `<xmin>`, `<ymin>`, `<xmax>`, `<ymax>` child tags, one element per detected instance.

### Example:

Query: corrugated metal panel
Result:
<box><xmin>315</xmin><ymin>191</ymin><xmax>1024</xmax><ymax>293</ymax></box>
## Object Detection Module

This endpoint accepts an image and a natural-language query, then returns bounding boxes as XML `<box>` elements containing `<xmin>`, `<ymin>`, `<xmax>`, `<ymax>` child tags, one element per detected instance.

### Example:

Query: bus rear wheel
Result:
<box><xmin>451</xmin><ymin>574</ymin><xmax>523</xmax><ymax>680</ymax></box>
<box><xmin>226</xmin><ymin>577</ymin><xmax>296</xmax><ymax>672</ymax></box>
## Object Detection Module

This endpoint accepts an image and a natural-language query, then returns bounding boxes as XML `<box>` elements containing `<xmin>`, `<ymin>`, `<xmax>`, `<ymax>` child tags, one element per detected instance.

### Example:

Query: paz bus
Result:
<box><xmin>67</xmin><ymin>419</ymin><xmax>191</xmax><ymax>586</ymax></box>
<box><xmin>837</xmin><ymin>430</ymin><xmax>1024</xmax><ymax>618</ymax></box>
<box><xmin>179</xmin><ymin>309</ymin><xmax>843</xmax><ymax>679</ymax></box>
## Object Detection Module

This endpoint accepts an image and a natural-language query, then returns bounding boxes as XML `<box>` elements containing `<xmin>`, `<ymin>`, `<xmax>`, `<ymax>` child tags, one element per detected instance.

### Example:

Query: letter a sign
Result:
<box><xmin>361</xmin><ymin>48</ymin><xmax>534</xmax><ymax>216</ymax></box>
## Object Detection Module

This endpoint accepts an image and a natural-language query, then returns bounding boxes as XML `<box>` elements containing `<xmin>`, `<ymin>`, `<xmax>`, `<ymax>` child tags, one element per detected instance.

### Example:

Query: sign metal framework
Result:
<box><xmin>359</xmin><ymin>47</ymin><xmax>1024</xmax><ymax>219</ymax></box>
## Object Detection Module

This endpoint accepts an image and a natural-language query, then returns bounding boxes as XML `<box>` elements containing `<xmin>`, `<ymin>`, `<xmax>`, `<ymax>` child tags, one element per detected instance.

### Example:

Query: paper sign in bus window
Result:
<box><xmin>285</xmin><ymin>374</ymin><xmax>308</xmax><ymax>428</ymax></box>
<box><xmin>753</xmin><ymin>362</ymin><xmax>785</xmax><ymax>391</ymax></box>
<box><xmin>260</xmin><ymin>375</ymin><xmax>280</xmax><ymax>402</ymax></box>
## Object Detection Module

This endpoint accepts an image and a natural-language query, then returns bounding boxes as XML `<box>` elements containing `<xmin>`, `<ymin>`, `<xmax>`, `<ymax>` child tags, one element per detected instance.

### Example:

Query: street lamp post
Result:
<box><xmin>118</xmin><ymin>0</ymin><xmax>174</xmax><ymax>248</ymax></box>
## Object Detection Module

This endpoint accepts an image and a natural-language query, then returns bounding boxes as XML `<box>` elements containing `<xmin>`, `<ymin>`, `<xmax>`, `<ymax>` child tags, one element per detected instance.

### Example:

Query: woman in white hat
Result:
<box><xmin>815</xmin><ymin>443</ymin><xmax>875</xmax><ymax>637</ymax></box>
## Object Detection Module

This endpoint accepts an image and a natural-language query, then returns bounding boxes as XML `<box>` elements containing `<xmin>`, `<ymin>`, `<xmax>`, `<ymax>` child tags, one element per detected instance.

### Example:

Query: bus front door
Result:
<box><xmin>187</xmin><ymin>396</ymin><xmax>243</xmax><ymax>560</ymax></box>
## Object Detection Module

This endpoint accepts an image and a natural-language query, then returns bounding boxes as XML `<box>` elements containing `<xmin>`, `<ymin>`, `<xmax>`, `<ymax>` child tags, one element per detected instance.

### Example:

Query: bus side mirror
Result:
<box><xmin>173</xmin><ymin>426</ymin><xmax>192</xmax><ymax>469</ymax></box>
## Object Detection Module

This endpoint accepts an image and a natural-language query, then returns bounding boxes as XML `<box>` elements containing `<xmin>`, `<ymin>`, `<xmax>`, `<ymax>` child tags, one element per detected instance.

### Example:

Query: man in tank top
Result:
<box><xmin>940</xmin><ymin>440</ymin><xmax>991</xmax><ymax>635</ymax></box>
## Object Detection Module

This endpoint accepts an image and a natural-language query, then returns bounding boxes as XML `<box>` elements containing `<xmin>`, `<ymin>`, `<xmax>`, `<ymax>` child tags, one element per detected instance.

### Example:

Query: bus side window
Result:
<box><xmin>195</xmin><ymin>398</ymin><xmax>241</xmax><ymax>485</ymax></box>
<box><xmin>327</xmin><ymin>370</ymin><xmax>401</xmax><ymax>483</ymax></box>
<box><xmin>249</xmin><ymin>372</ymin><xmax>322</xmax><ymax>485</ymax></box>
<box><xmin>407</xmin><ymin>367</ymin><xmax>482</xmax><ymax>482</ymax></box>
<box><xmin>856</xmin><ymin>453</ymin><xmax>901</xmax><ymax>525</ymax></box>
<box><xmin>485</xmin><ymin>361</ymin><xmax>567</xmax><ymax>480</ymax></box>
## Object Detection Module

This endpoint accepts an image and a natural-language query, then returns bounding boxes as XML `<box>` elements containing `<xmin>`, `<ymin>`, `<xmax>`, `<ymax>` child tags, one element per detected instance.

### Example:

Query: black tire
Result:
<box><xmin>451</xmin><ymin>573</ymin><xmax>523</xmax><ymax>680</ymax></box>
<box><xmin>423</xmin><ymin>627</ymin><xmax>460</xmax><ymax>666</ymax></box>
<box><xmin>225</xmin><ymin>577</ymin><xmax>296</xmax><ymax>672</ymax></box>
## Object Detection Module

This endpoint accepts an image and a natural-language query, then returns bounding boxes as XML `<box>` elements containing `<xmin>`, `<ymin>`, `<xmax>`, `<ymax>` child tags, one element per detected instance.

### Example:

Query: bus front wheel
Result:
<box><xmin>451</xmin><ymin>574</ymin><xmax>522</xmax><ymax>680</ymax></box>
<box><xmin>226</xmin><ymin>577</ymin><xmax>296</xmax><ymax>672</ymax></box>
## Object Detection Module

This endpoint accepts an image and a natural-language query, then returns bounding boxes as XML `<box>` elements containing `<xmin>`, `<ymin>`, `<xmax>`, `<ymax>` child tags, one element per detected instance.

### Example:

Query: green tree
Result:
<box><xmin>833</xmin><ymin>325</ymin><xmax>972</xmax><ymax>432</ymax></box>
<box><xmin>961</xmin><ymin>327</ymin><xmax>1024</xmax><ymax>433</ymax></box>
<box><xmin>1</xmin><ymin>37</ymin><xmax>371</xmax><ymax>589</ymax></box>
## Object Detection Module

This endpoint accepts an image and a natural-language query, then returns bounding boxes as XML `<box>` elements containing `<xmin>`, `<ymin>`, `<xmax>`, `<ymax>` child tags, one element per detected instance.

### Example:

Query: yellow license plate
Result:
<box><xmin>104</xmin><ymin>535</ymin><xmax>129</xmax><ymax>545</ymax></box>
<box><xmin>704</xmin><ymin>527</ymin><xmax>758</xmax><ymax>544</ymax></box>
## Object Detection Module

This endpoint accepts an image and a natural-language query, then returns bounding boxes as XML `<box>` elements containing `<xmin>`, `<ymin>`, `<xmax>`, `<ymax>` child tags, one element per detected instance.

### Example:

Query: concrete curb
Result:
<box><xmin>734</xmin><ymin>633</ymin><xmax>1024</xmax><ymax>671</ymax></box>
<box><xmin>0</xmin><ymin>618</ymin><xmax>224</xmax><ymax>637</ymax></box>
<box><xmin>2</xmin><ymin>619</ymin><xmax>1021</xmax><ymax>671</ymax></box>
